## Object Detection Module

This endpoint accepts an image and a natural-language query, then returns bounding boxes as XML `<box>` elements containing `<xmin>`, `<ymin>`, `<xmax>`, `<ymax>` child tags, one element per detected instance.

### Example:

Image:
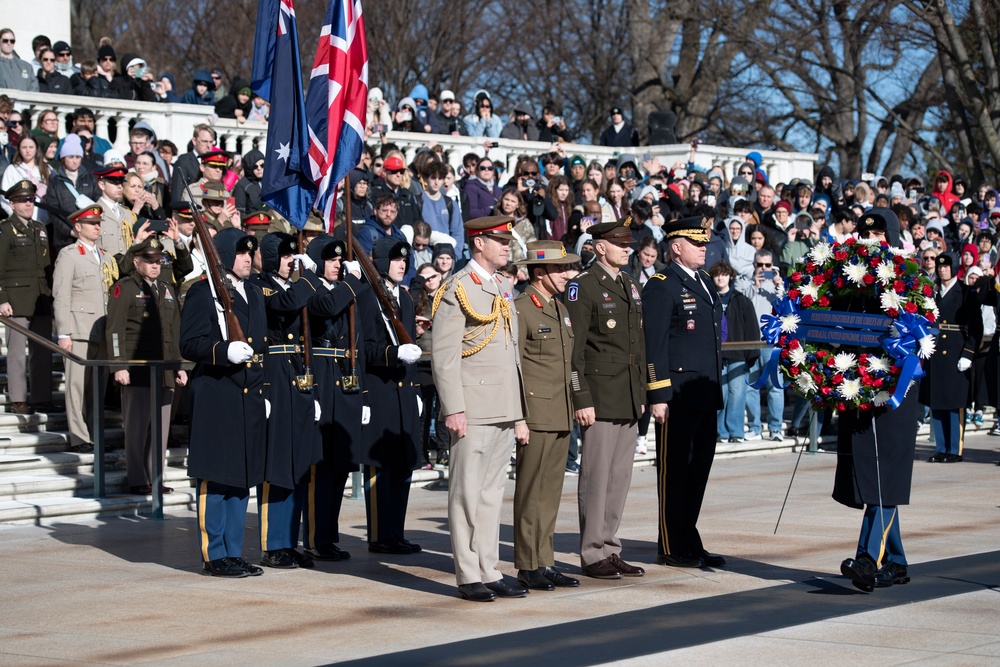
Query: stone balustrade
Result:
<box><xmin>4</xmin><ymin>90</ymin><xmax>817</xmax><ymax>185</ymax></box>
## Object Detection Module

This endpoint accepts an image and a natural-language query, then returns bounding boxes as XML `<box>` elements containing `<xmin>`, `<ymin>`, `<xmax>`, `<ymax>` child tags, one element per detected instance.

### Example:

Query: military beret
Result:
<box><xmin>465</xmin><ymin>215</ymin><xmax>514</xmax><ymax>240</ymax></box>
<box><xmin>517</xmin><ymin>240</ymin><xmax>580</xmax><ymax>266</ymax></box>
<box><xmin>93</xmin><ymin>165</ymin><xmax>127</xmax><ymax>182</ymax></box>
<box><xmin>198</xmin><ymin>149</ymin><xmax>229</xmax><ymax>166</ymax></box>
<box><xmin>200</xmin><ymin>180</ymin><xmax>227</xmax><ymax>200</ymax></box>
<box><xmin>69</xmin><ymin>205</ymin><xmax>103</xmax><ymax>224</ymax></box>
<box><xmin>4</xmin><ymin>180</ymin><xmax>37</xmax><ymax>200</ymax></box>
<box><xmin>663</xmin><ymin>216</ymin><xmax>711</xmax><ymax>244</ymax></box>
<box><xmin>588</xmin><ymin>220</ymin><xmax>632</xmax><ymax>245</ymax></box>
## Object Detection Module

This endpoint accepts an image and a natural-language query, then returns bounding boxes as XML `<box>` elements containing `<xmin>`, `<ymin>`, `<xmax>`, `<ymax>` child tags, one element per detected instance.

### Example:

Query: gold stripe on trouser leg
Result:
<box><xmin>307</xmin><ymin>465</ymin><xmax>317</xmax><ymax>548</ymax></box>
<box><xmin>658</xmin><ymin>419</ymin><xmax>670</xmax><ymax>555</ymax></box>
<box><xmin>260</xmin><ymin>482</ymin><xmax>270</xmax><ymax>551</ymax></box>
<box><xmin>876</xmin><ymin>507</ymin><xmax>897</xmax><ymax>568</ymax></box>
<box><xmin>367</xmin><ymin>467</ymin><xmax>378</xmax><ymax>542</ymax></box>
<box><xmin>198</xmin><ymin>480</ymin><xmax>210</xmax><ymax>563</ymax></box>
<box><xmin>958</xmin><ymin>408</ymin><xmax>965</xmax><ymax>456</ymax></box>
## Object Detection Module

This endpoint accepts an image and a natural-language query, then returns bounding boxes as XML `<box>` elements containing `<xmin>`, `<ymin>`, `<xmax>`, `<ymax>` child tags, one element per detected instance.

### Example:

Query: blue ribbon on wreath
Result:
<box><xmin>881</xmin><ymin>311</ymin><xmax>936</xmax><ymax>409</ymax></box>
<box><xmin>750</xmin><ymin>295</ymin><xmax>798</xmax><ymax>390</ymax></box>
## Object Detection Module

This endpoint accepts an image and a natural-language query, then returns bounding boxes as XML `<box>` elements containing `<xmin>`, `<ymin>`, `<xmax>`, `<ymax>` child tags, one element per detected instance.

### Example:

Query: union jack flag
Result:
<box><xmin>305</xmin><ymin>0</ymin><xmax>369</xmax><ymax>227</ymax></box>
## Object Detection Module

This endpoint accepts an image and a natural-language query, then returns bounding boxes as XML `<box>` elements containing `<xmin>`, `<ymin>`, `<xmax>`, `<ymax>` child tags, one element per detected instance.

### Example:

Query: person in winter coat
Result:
<box><xmin>42</xmin><ymin>135</ymin><xmax>100</xmax><ymax>253</ymax></box>
<box><xmin>815</xmin><ymin>164</ymin><xmax>843</xmax><ymax>210</ymax></box>
<box><xmin>214</xmin><ymin>77</ymin><xmax>253</xmax><ymax>122</ymax></box>
<box><xmin>71</xmin><ymin>61</ymin><xmax>116</xmax><ymax>98</ymax></box>
<box><xmin>500</xmin><ymin>103</ymin><xmax>541</xmax><ymax>142</ymax></box>
<box><xmin>463</xmin><ymin>90</ymin><xmax>503</xmax><ymax>138</ymax></box>
<box><xmin>366</xmin><ymin>87</ymin><xmax>393</xmax><ymax>135</ymax></box>
<box><xmin>233</xmin><ymin>148</ymin><xmax>264</xmax><ymax>215</ymax></box>
<box><xmin>461</xmin><ymin>156</ymin><xmax>503</xmax><ymax>220</ymax></box>
<box><xmin>930</xmin><ymin>170</ymin><xmax>959</xmax><ymax>213</ymax></box>
<box><xmin>598</xmin><ymin>106</ymin><xmax>639</xmax><ymax>147</ymax></box>
<box><xmin>110</xmin><ymin>53</ymin><xmax>157</xmax><ymax>102</ymax></box>
<box><xmin>392</xmin><ymin>97</ymin><xmax>425</xmax><ymax>134</ymax></box>
<box><xmin>710</xmin><ymin>260</ymin><xmax>760</xmax><ymax>442</ymax></box>
<box><xmin>36</xmin><ymin>48</ymin><xmax>72</xmax><ymax>94</ymax></box>
<box><xmin>407</xmin><ymin>84</ymin><xmax>439</xmax><ymax>134</ymax></box>
<box><xmin>156</xmin><ymin>72</ymin><xmax>183</xmax><ymax>103</ymax></box>
<box><xmin>181</xmin><ymin>69</ymin><xmax>216</xmax><ymax>105</ymax></box>
<box><xmin>721</xmin><ymin>216</ymin><xmax>756</xmax><ymax>280</ymax></box>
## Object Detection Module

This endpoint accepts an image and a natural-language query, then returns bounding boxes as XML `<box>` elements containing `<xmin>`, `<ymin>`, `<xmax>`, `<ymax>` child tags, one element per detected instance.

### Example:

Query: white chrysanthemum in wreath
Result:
<box><xmin>866</xmin><ymin>356</ymin><xmax>890</xmax><ymax>373</ymax></box>
<box><xmin>844</xmin><ymin>262</ymin><xmax>869</xmax><ymax>286</ymax></box>
<box><xmin>876</xmin><ymin>261</ymin><xmax>897</xmax><ymax>285</ymax></box>
<box><xmin>780</xmin><ymin>313</ymin><xmax>800</xmax><ymax>333</ymax></box>
<box><xmin>833</xmin><ymin>351</ymin><xmax>857</xmax><ymax>372</ymax></box>
<box><xmin>837</xmin><ymin>378</ymin><xmax>862</xmax><ymax>400</ymax></box>
<box><xmin>809</xmin><ymin>243</ymin><xmax>833</xmax><ymax>264</ymax></box>
<box><xmin>880</xmin><ymin>291</ymin><xmax>903</xmax><ymax>313</ymax></box>
<box><xmin>918</xmin><ymin>335</ymin><xmax>936</xmax><ymax>359</ymax></box>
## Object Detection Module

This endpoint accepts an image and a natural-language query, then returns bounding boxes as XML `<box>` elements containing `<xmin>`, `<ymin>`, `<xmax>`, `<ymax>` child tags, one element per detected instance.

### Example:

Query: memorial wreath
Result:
<box><xmin>755</xmin><ymin>237</ymin><xmax>938</xmax><ymax>413</ymax></box>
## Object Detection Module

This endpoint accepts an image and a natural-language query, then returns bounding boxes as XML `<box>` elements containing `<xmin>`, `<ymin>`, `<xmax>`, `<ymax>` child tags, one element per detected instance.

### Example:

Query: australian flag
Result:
<box><xmin>250</xmin><ymin>0</ymin><xmax>316</xmax><ymax>229</ymax></box>
<box><xmin>304</xmin><ymin>0</ymin><xmax>369</xmax><ymax>225</ymax></box>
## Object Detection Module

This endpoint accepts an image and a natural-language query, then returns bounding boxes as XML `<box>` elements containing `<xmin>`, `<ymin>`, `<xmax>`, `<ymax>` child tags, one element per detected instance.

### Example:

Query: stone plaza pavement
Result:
<box><xmin>1</xmin><ymin>433</ymin><xmax>998</xmax><ymax>666</ymax></box>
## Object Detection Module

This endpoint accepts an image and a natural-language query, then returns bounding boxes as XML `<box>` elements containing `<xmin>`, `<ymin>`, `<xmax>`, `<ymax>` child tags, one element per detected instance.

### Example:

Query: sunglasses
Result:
<box><xmin>739</xmin><ymin>170</ymin><xmax>754</xmax><ymax>176</ymax></box>
<box><xmin>57</xmin><ymin>52</ymin><xmax>71</xmax><ymax>57</ymax></box>
<box><xmin>10</xmin><ymin>197</ymin><xmax>33</xmax><ymax>203</ymax></box>
<box><xmin>100</xmin><ymin>56</ymin><xmax>115</xmax><ymax>62</ymax></box>
<box><xmin>385</xmin><ymin>168</ymin><xmax>405</xmax><ymax>174</ymax></box>
<box><xmin>521</xmin><ymin>170</ymin><xmax>539</xmax><ymax>176</ymax></box>
<box><xmin>1</xmin><ymin>38</ymin><xmax>15</xmax><ymax>44</ymax></box>
<box><xmin>479</xmin><ymin>104</ymin><xmax>492</xmax><ymax>109</ymax></box>
<box><xmin>373</xmin><ymin>161</ymin><xmax>383</xmax><ymax>168</ymax></box>
<box><xmin>7</xmin><ymin>120</ymin><xmax>22</xmax><ymax>127</ymax></box>
<box><xmin>478</xmin><ymin>165</ymin><xmax>494</xmax><ymax>172</ymax></box>
<box><xmin>211</xmin><ymin>75</ymin><xmax>222</xmax><ymax>80</ymax></box>
<box><xmin>755</xmin><ymin>262</ymin><xmax>773</xmax><ymax>268</ymax></box>
<box><xmin>41</xmin><ymin>57</ymin><xmax>55</xmax><ymax>62</ymax></box>
<box><xmin>413</xmin><ymin>242</ymin><xmax>428</xmax><ymax>250</ymax></box>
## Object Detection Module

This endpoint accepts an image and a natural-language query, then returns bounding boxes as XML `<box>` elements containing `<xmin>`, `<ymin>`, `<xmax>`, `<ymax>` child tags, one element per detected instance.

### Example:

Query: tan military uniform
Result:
<box><xmin>513</xmin><ymin>283</ymin><xmax>574</xmax><ymax>571</ymax></box>
<box><xmin>105</xmin><ymin>270</ymin><xmax>181</xmax><ymax>488</ymax></box>
<box><xmin>0</xmin><ymin>213</ymin><xmax>53</xmax><ymax>405</ymax></box>
<box><xmin>52</xmin><ymin>240</ymin><xmax>118</xmax><ymax>446</ymax></box>
<box><xmin>432</xmin><ymin>260</ymin><xmax>526</xmax><ymax>585</ymax></box>
<box><xmin>97</xmin><ymin>196</ymin><xmax>136</xmax><ymax>258</ymax></box>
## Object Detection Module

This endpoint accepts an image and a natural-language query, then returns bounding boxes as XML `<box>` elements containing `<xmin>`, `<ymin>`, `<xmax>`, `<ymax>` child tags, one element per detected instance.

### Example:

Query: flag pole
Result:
<box><xmin>342</xmin><ymin>174</ymin><xmax>360</xmax><ymax>393</ymax></box>
<box><xmin>296</xmin><ymin>227</ymin><xmax>314</xmax><ymax>393</ymax></box>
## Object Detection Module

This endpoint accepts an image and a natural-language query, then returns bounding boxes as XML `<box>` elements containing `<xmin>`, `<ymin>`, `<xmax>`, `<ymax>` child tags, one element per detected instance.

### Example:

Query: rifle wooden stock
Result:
<box><xmin>348</xmin><ymin>235</ymin><xmax>414</xmax><ymax>346</ymax></box>
<box><xmin>183</xmin><ymin>182</ymin><xmax>246</xmax><ymax>342</ymax></box>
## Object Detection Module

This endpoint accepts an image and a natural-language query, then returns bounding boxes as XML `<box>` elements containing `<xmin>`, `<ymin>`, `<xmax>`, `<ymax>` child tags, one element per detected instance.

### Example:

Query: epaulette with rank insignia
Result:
<box><xmin>529</xmin><ymin>293</ymin><xmax>544</xmax><ymax>309</ymax></box>
<box><xmin>261</xmin><ymin>287</ymin><xmax>277</xmax><ymax>297</ymax></box>
<box><xmin>649</xmin><ymin>273</ymin><xmax>667</xmax><ymax>281</ymax></box>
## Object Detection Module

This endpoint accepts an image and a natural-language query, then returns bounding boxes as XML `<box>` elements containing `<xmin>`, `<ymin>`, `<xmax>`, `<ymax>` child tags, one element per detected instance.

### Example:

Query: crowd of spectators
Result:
<box><xmin>4</xmin><ymin>25</ymin><xmax>1000</xmax><ymax>452</ymax></box>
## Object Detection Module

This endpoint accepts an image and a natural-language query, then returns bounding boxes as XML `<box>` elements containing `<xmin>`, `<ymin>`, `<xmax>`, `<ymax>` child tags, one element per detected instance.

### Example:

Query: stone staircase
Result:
<box><xmin>5</xmin><ymin>322</ymin><xmax>976</xmax><ymax>527</ymax></box>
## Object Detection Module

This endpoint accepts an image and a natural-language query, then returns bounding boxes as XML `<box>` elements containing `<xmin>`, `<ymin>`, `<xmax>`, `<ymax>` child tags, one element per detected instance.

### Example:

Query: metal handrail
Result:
<box><xmin>1</xmin><ymin>314</ymin><xmax>186</xmax><ymax>519</ymax></box>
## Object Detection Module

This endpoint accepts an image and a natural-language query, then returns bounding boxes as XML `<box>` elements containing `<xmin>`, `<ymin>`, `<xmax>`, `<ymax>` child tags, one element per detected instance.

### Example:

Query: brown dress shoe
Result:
<box><xmin>9</xmin><ymin>402</ymin><xmax>35</xmax><ymax>415</ymax></box>
<box><xmin>582</xmin><ymin>559</ymin><xmax>621</xmax><ymax>580</ymax></box>
<box><xmin>608</xmin><ymin>553</ymin><xmax>645</xmax><ymax>577</ymax></box>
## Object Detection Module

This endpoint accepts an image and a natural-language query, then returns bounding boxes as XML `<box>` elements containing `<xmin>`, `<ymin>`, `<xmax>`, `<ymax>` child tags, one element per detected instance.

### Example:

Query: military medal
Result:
<box><xmin>631</xmin><ymin>284</ymin><xmax>640</xmax><ymax>300</ymax></box>
<box><xmin>607</xmin><ymin>318</ymin><xmax>617</xmax><ymax>329</ymax></box>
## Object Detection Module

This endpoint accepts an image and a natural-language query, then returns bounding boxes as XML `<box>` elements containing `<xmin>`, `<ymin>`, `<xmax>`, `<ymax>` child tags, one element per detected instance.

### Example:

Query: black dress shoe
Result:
<box><xmin>542</xmin><ymin>566</ymin><xmax>580</xmax><ymax>587</ymax></box>
<box><xmin>284</xmin><ymin>548</ymin><xmax>315</xmax><ymax>568</ymax></box>
<box><xmin>31</xmin><ymin>402</ymin><xmax>58</xmax><ymax>412</ymax></box>
<box><xmin>698</xmin><ymin>551</ymin><xmax>727</xmax><ymax>567</ymax></box>
<box><xmin>261</xmin><ymin>549</ymin><xmax>298</xmax><ymax>568</ymax></box>
<box><xmin>397</xmin><ymin>538</ymin><xmax>422</xmax><ymax>553</ymax></box>
<box><xmin>232</xmin><ymin>557</ymin><xmax>264</xmax><ymax>576</ymax></box>
<box><xmin>484</xmin><ymin>576</ymin><xmax>529</xmax><ymax>598</ymax></box>
<box><xmin>458</xmin><ymin>583</ymin><xmax>496</xmax><ymax>602</ymax></box>
<box><xmin>608</xmin><ymin>553</ymin><xmax>645</xmax><ymax>577</ymax></box>
<box><xmin>840</xmin><ymin>554</ymin><xmax>877</xmax><ymax>592</ymax></box>
<box><xmin>202</xmin><ymin>557</ymin><xmax>250</xmax><ymax>578</ymax></box>
<box><xmin>70</xmin><ymin>443</ymin><xmax>94</xmax><ymax>453</ymax></box>
<box><xmin>943</xmin><ymin>454</ymin><xmax>963</xmax><ymax>463</ymax></box>
<box><xmin>304</xmin><ymin>544</ymin><xmax>345</xmax><ymax>561</ymax></box>
<box><xmin>582</xmin><ymin>559</ymin><xmax>621</xmax><ymax>580</ymax></box>
<box><xmin>368</xmin><ymin>540</ymin><xmax>412</xmax><ymax>554</ymax></box>
<box><xmin>874</xmin><ymin>561</ymin><xmax>910</xmax><ymax>588</ymax></box>
<box><xmin>657</xmin><ymin>553</ymin><xmax>704</xmax><ymax>568</ymax></box>
<box><xmin>161</xmin><ymin>485</ymin><xmax>174</xmax><ymax>494</ymax></box>
<box><xmin>517</xmin><ymin>568</ymin><xmax>555</xmax><ymax>591</ymax></box>
<box><xmin>129</xmin><ymin>484</ymin><xmax>153</xmax><ymax>495</ymax></box>
<box><xmin>928</xmin><ymin>453</ymin><xmax>946</xmax><ymax>462</ymax></box>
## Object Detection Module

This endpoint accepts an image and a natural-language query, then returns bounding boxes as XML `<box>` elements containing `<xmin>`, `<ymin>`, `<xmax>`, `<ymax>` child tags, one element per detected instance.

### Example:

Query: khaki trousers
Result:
<box><xmin>578</xmin><ymin>419</ymin><xmax>637</xmax><ymax>567</ymax></box>
<box><xmin>63</xmin><ymin>338</ymin><xmax>100</xmax><ymax>446</ymax></box>
<box><xmin>513</xmin><ymin>429</ymin><xmax>570</xmax><ymax>570</ymax></box>
<box><xmin>4</xmin><ymin>316</ymin><xmax>52</xmax><ymax>403</ymax></box>
<box><xmin>448</xmin><ymin>422</ymin><xmax>513</xmax><ymax>585</ymax></box>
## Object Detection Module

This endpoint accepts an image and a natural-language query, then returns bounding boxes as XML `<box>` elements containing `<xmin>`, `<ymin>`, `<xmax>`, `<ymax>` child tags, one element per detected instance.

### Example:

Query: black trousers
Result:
<box><xmin>655</xmin><ymin>408</ymin><xmax>717</xmax><ymax>557</ymax></box>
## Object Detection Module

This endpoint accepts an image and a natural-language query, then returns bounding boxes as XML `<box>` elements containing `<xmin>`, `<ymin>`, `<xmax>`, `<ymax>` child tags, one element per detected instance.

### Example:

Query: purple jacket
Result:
<box><xmin>463</xmin><ymin>178</ymin><xmax>502</xmax><ymax>220</ymax></box>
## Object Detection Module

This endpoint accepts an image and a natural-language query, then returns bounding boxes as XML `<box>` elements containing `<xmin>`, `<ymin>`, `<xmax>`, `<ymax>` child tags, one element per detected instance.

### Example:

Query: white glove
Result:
<box><xmin>314</xmin><ymin>400</ymin><xmax>322</xmax><ymax>422</ymax></box>
<box><xmin>265</xmin><ymin>399</ymin><xmax>271</xmax><ymax>419</ymax></box>
<box><xmin>343</xmin><ymin>260</ymin><xmax>361</xmax><ymax>279</ymax></box>
<box><xmin>957</xmin><ymin>357</ymin><xmax>972</xmax><ymax>372</ymax></box>
<box><xmin>361</xmin><ymin>405</ymin><xmax>371</xmax><ymax>425</ymax></box>
<box><xmin>397</xmin><ymin>343</ymin><xmax>422</xmax><ymax>364</ymax></box>
<box><xmin>294</xmin><ymin>253</ymin><xmax>317</xmax><ymax>273</ymax></box>
<box><xmin>416</xmin><ymin>394</ymin><xmax>423</xmax><ymax>416</ymax></box>
<box><xmin>227</xmin><ymin>341</ymin><xmax>254</xmax><ymax>364</ymax></box>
